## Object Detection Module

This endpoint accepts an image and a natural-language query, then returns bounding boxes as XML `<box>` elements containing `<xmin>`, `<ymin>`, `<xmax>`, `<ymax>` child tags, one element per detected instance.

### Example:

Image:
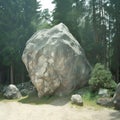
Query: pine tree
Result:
<box><xmin>0</xmin><ymin>0</ymin><xmax>40</xmax><ymax>84</ymax></box>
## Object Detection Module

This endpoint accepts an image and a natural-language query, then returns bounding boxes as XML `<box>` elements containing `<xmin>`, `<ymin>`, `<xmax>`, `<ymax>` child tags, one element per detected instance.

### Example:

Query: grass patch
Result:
<box><xmin>18</xmin><ymin>92</ymin><xmax>58</xmax><ymax>105</ymax></box>
<box><xmin>72</xmin><ymin>87</ymin><xmax>104</xmax><ymax>109</ymax></box>
<box><xmin>83</xmin><ymin>92</ymin><xmax>102</xmax><ymax>109</ymax></box>
<box><xmin>0</xmin><ymin>87</ymin><xmax>112</xmax><ymax>109</ymax></box>
<box><xmin>0</xmin><ymin>93</ymin><xmax>58</xmax><ymax>104</ymax></box>
<box><xmin>0</xmin><ymin>93</ymin><xmax>4</xmax><ymax>101</ymax></box>
<box><xmin>0</xmin><ymin>93</ymin><xmax>21</xmax><ymax>102</ymax></box>
<box><xmin>0</xmin><ymin>91</ymin><xmax>69</xmax><ymax>105</ymax></box>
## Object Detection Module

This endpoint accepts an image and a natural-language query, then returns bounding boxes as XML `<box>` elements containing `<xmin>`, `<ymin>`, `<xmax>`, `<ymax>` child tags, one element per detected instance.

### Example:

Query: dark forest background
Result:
<box><xmin>0</xmin><ymin>0</ymin><xmax>120</xmax><ymax>85</ymax></box>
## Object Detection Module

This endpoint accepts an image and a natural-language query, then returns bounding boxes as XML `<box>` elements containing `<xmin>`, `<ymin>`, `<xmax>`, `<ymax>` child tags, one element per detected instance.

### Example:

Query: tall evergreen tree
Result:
<box><xmin>0</xmin><ymin>0</ymin><xmax>40</xmax><ymax>84</ymax></box>
<box><xmin>108</xmin><ymin>0</ymin><xmax>120</xmax><ymax>82</ymax></box>
<box><xmin>52</xmin><ymin>0</ymin><xmax>81</xmax><ymax>42</ymax></box>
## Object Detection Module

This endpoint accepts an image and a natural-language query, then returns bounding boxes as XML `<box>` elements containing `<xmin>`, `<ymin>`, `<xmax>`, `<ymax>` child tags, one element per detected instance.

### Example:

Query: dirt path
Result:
<box><xmin>0</xmin><ymin>99</ymin><xmax>120</xmax><ymax>120</ymax></box>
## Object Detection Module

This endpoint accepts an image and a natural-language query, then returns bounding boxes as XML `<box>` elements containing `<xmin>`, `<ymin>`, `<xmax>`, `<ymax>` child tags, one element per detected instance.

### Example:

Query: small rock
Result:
<box><xmin>20</xmin><ymin>89</ymin><xmax>30</xmax><ymax>96</ymax></box>
<box><xmin>16</xmin><ymin>82</ymin><xmax>36</xmax><ymax>96</ymax></box>
<box><xmin>20</xmin><ymin>88</ymin><xmax>36</xmax><ymax>96</ymax></box>
<box><xmin>98</xmin><ymin>88</ymin><xmax>110</xmax><ymax>97</ymax></box>
<box><xmin>96</xmin><ymin>97</ymin><xmax>113</xmax><ymax>107</ymax></box>
<box><xmin>71</xmin><ymin>94</ymin><xmax>83</xmax><ymax>106</ymax></box>
<box><xmin>3</xmin><ymin>84</ymin><xmax>22</xmax><ymax>99</ymax></box>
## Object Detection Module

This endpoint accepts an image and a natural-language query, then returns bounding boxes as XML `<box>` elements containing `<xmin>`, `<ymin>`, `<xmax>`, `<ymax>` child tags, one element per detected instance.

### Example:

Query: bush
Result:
<box><xmin>89</xmin><ymin>63</ymin><xmax>117</xmax><ymax>91</ymax></box>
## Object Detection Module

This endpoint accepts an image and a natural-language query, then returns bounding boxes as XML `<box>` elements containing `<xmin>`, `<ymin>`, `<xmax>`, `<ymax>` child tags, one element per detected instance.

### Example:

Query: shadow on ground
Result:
<box><xmin>18</xmin><ymin>93</ymin><xmax>70</xmax><ymax>106</ymax></box>
<box><xmin>110</xmin><ymin>110</ymin><xmax>120</xmax><ymax>120</ymax></box>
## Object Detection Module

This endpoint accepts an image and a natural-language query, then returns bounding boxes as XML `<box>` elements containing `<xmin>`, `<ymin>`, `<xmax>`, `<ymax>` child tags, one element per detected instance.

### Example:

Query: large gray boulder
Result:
<box><xmin>22</xmin><ymin>23</ymin><xmax>91</xmax><ymax>97</ymax></box>
<box><xmin>3</xmin><ymin>84</ymin><xmax>22</xmax><ymax>99</ymax></box>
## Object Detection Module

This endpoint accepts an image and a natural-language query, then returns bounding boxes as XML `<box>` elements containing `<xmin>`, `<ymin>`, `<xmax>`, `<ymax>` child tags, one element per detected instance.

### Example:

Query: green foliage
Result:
<box><xmin>72</xmin><ymin>87</ymin><xmax>103</xmax><ymax>108</ymax></box>
<box><xmin>0</xmin><ymin>0</ymin><xmax>119</xmax><ymax>84</ymax></box>
<box><xmin>76</xmin><ymin>87</ymin><xmax>98</xmax><ymax>101</ymax></box>
<box><xmin>52</xmin><ymin>0</ymin><xmax>83</xmax><ymax>42</ymax></box>
<box><xmin>0</xmin><ymin>0</ymin><xmax>41</xmax><ymax>84</ymax></box>
<box><xmin>19</xmin><ymin>94</ymin><xmax>57</xmax><ymax>105</ymax></box>
<box><xmin>37</xmin><ymin>9</ymin><xmax>52</xmax><ymax>30</ymax></box>
<box><xmin>37</xmin><ymin>22</ymin><xmax>51</xmax><ymax>30</ymax></box>
<box><xmin>89</xmin><ymin>63</ymin><xmax>117</xmax><ymax>90</ymax></box>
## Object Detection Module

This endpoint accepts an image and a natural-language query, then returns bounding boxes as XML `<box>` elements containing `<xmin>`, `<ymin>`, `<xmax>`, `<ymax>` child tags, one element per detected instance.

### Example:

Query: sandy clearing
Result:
<box><xmin>0</xmin><ymin>100</ymin><xmax>120</xmax><ymax>120</ymax></box>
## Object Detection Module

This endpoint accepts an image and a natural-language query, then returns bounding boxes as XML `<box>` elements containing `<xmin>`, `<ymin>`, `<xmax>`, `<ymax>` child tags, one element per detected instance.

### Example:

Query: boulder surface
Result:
<box><xmin>22</xmin><ymin>23</ymin><xmax>91</xmax><ymax>97</ymax></box>
<box><xmin>112</xmin><ymin>83</ymin><xmax>120</xmax><ymax>110</ymax></box>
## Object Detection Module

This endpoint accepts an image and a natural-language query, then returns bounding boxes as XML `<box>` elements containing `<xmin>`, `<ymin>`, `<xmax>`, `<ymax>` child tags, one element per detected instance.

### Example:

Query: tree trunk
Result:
<box><xmin>0</xmin><ymin>72</ymin><xmax>1</xmax><ymax>83</ymax></box>
<box><xmin>21</xmin><ymin>67</ymin><xmax>25</xmax><ymax>83</ymax></box>
<box><xmin>116</xmin><ymin>68</ymin><xmax>119</xmax><ymax>83</ymax></box>
<box><xmin>10</xmin><ymin>64</ymin><xmax>14</xmax><ymax>84</ymax></box>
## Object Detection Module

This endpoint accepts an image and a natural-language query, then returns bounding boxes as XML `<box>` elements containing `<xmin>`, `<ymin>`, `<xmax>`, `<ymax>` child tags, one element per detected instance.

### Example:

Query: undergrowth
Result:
<box><xmin>18</xmin><ymin>92</ymin><xmax>58</xmax><ymax>105</ymax></box>
<box><xmin>71</xmin><ymin>87</ymin><xmax>103</xmax><ymax>109</ymax></box>
<box><xmin>0</xmin><ymin>87</ymin><xmax>109</xmax><ymax>109</ymax></box>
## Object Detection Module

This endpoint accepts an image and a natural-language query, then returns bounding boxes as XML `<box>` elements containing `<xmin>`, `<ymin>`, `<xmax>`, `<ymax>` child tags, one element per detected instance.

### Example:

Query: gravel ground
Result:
<box><xmin>0</xmin><ymin>99</ymin><xmax>120</xmax><ymax>120</ymax></box>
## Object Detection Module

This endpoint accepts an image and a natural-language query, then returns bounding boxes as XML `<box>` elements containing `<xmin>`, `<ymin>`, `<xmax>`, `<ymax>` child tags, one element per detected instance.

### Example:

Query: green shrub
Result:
<box><xmin>89</xmin><ymin>63</ymin><xmax>117</xmax><ymax>91</ymax></box>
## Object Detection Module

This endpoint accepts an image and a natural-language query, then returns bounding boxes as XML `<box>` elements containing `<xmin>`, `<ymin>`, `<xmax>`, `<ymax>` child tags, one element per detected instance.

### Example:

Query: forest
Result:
<box><xmin>0</xmin><ymin>0</ymin><xmax>120</xmax><ymax>85</ymax></box>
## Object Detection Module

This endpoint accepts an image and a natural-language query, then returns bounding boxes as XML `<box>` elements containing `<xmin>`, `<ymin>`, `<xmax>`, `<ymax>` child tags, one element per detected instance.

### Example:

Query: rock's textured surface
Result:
<box><xmin>16</xmin><ymin>82</ymin><xmax>36</xmax><ymax>96</ymax></box>
<box><xmin>71</xmin><ymin>94</ymin><xmax>83</xmax><ymax>106</ymax></box>
<box><xmin>96</xmin><ymin>97</ymin><xmax>113</xmax><ymax>107</ymax></box>
<box><xmin>98</xmin><ymin>88</ymin><xmax>110</xmax><ymax>97</ymax></box>
<box><xmin>112</xmin><ymin>83</ymin><xmax>120</xmax><ymax>110</ymax></box>
<box><xmin>3</xmin><ymin>84</ymin><xmax>22</xmax><ymax>99</ymax></box>
<box><xmin>22</xmin><ymin>23</ymin><xmax>91</xmax><ymax>97</ymax></box>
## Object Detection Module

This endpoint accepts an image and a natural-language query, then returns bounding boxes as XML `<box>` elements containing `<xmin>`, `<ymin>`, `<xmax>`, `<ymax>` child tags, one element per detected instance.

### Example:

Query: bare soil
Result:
<box><xmin>0</xmin><ymin>98</ymin><xmax>120</xmax><ymax>120</ymax></box>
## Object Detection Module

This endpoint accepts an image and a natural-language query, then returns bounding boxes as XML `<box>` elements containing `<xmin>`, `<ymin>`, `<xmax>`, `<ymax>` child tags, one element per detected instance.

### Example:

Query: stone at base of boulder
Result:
<box><xmin>112</xmin><ymin>83</ymin><xmax>120</xmax><ymax>110</ymax></box>
<box><xmin>3</xmin><ymin>84</ymin><xmax>22</xmax><ymax>99</ymax></box>
<box><xmin>96</xmin><ymin>97</ymin><xmax>113</xmax><ymax>107</ymax></box>
<box><xmin>71</xmin><ymin>94</ymin><xmax>83</xmax><ymax>106</ymax></box>
<box><xmin>98</xmin><ymin>88</ymin><xmax>110</xmax><ymax>97</ymax></box>
<box><xmin>17</xmin><ymin>82</ymin><xmax>36</xmax><ymax>96</ymax></box>
<box><xmin>113</xmin><ymin>100</ymin><xmax>120</xmax><ymax>110</ymax></box>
